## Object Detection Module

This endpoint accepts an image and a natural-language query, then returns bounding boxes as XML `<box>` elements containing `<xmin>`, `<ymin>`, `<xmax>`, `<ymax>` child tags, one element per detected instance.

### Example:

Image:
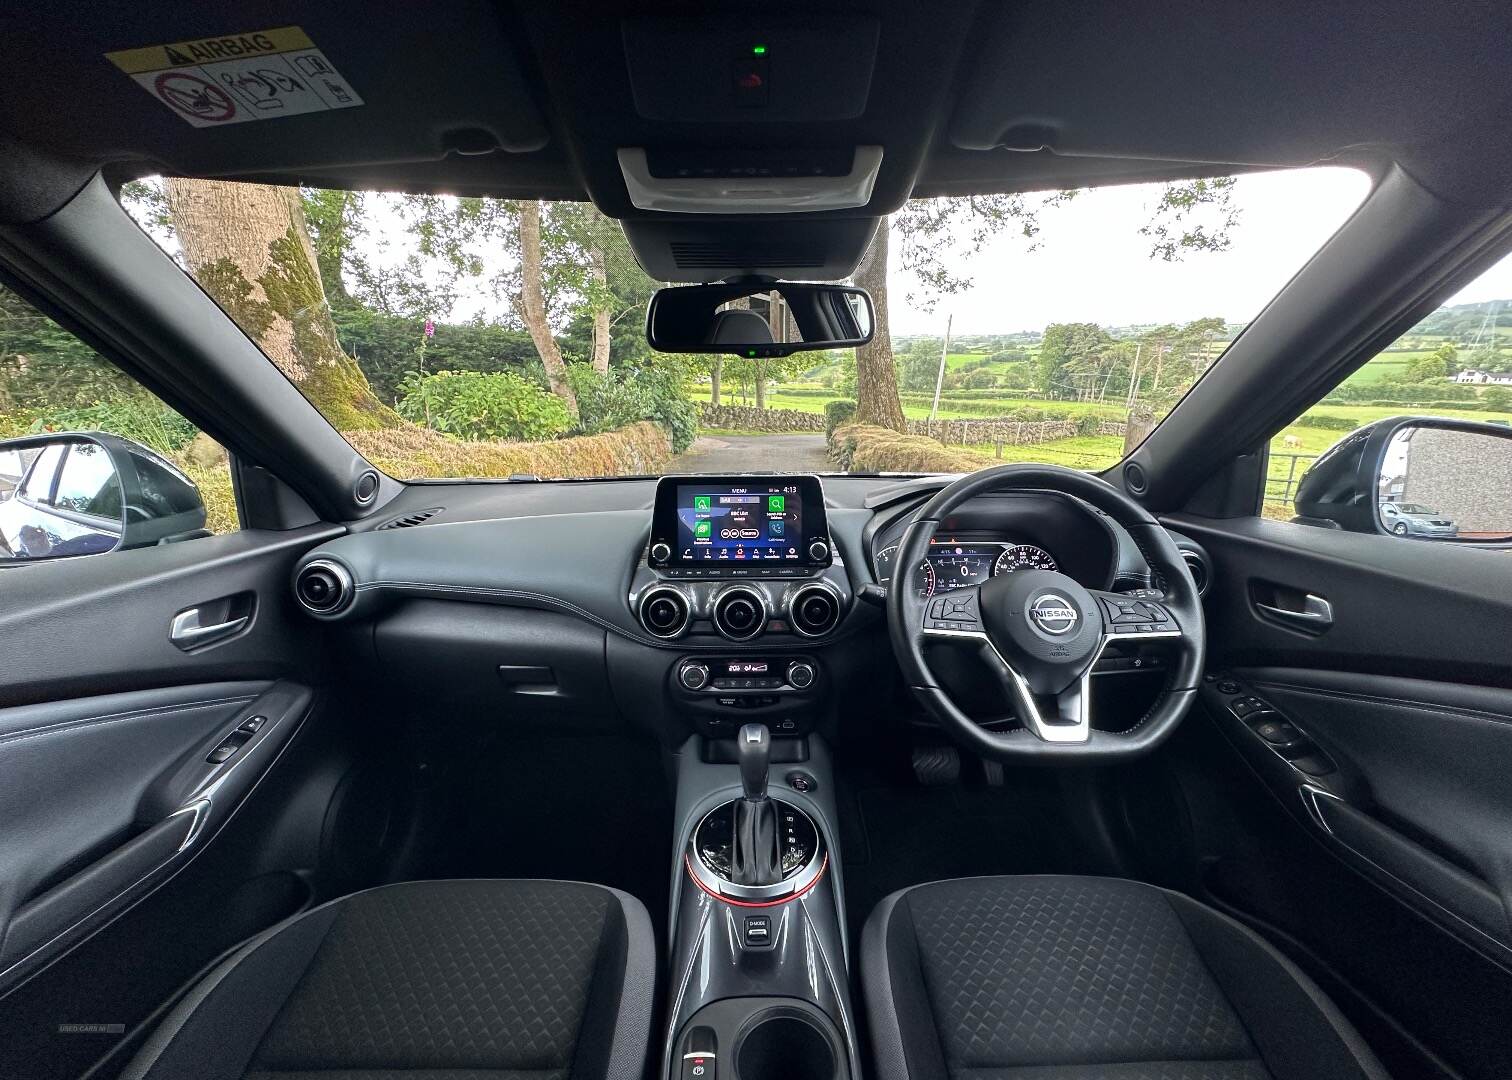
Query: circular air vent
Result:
<box><xmin>295</xmin><ymin>559</ymin><xmax>355</xmax><ymax>618</ymax></box>
<box><xmin>712</xmin><ymin>586</ymin><xmax>767</xmax><ymax>641</ymax></box>
<box><xmin>1180</xmin><ymin>550</ymin><xmax>1211</xmax><ymax>597</ymax></box>
<box><xmin>638</xmin><ymin>585</ymin><xmax>691</xmax><ymax>639</ymax></box>
<box><xmin>788</xmin><ymin>582</ymin><xmax>841</xmax><ymax>638</ymax></box>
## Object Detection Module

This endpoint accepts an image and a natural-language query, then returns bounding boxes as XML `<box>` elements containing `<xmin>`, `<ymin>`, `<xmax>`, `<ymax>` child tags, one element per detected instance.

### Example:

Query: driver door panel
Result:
<box><xmin>1165</xmin><ymin>512</ymin><xmax>1512</xmax><ymax>1078</ymax></box>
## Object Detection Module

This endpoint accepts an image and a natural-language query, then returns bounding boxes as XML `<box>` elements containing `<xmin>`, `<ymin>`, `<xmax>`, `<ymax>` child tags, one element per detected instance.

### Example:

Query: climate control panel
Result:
<box><xmin>674</xmin><ymin>656</ymin><xmax>822</xmax><ymax>737</ymax></box>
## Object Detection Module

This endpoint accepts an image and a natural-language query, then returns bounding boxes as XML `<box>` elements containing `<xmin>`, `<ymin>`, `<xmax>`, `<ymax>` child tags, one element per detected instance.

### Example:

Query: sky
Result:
<box><xmin>348</xmin><ymin>165</ymin><xmax>1512</xmax><ymax>338</ymax></box>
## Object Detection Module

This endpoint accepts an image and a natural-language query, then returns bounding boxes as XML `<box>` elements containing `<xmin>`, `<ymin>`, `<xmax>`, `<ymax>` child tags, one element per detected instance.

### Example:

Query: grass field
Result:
<box><xmin>694</xmin><ymin>384</ymin><xmax>1121</xmax><ymax>420</ymax></box>
<box><xmin>695</xmin><ymin>375</ymin><xmax>1512</xmax><ymax>519</ymax></box>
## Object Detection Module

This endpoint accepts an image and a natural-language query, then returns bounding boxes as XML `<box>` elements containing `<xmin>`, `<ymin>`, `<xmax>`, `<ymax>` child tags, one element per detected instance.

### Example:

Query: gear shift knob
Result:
<box><xmin>737</xmin><ymin>723</ymin><xmax>771</xmax><ymax>801</ymax></box>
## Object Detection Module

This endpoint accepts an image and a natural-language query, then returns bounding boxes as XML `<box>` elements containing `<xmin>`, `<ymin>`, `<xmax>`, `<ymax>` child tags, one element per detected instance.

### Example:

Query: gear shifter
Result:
<box><xmin>738</xmin><ymin>722</ymin><xmax>771</xmax><ymax>800</ymax></box>
<box><xmin>731</xmin><ymin>724</ymin><xmax>782</xmax><ymax>886</ymax></box>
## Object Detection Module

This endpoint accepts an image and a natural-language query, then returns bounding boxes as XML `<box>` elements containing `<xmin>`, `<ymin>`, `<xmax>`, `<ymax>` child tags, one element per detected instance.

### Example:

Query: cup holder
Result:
<box><xmin>736</xmin><ymin>1010</ymin><xmax>837</xmax><ymax>1080</ymax></box>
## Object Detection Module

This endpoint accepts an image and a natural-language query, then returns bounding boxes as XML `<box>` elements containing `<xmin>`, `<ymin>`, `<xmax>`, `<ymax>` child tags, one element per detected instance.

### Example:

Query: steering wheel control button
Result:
<box><xmin>926</xmin><ymin>591</ymin><xmax>983</xmax><ymax>632</ymax></box>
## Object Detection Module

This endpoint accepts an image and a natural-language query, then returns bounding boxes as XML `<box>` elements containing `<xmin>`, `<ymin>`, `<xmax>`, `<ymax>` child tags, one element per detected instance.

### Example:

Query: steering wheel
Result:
<box><xmin>885</xmin><ymin>464</ymin><xmax>1206</xmax><ymax>762</ymax></box>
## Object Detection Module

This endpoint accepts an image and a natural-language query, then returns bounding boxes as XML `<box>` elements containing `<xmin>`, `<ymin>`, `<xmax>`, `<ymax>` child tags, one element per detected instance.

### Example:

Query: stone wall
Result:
<box><xmin>698</xmin><ymin>402</ymin><xmax>825</xmax><ymax>432</ymax></box>
<box><xmin>905</xmin><ymin>416</ymin><xmax>1127</xmax><ymax>446</ymax></box>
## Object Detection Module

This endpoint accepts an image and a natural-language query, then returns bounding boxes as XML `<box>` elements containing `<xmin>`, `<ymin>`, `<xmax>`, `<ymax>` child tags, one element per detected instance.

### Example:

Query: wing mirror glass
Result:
<box><xmin>0</xmin><ymin>433</ymin><xmax>207</xmax><ymax>562</ymax></box>
<box><xmin>1293</xmin><ymin>416</ymin><xmax>1512</xmax><ymax>542</ymax></box>
<box><xmin>646</xmin><ymin>281</ymin><xmax>874</xmax><ymax>356</ymax></box>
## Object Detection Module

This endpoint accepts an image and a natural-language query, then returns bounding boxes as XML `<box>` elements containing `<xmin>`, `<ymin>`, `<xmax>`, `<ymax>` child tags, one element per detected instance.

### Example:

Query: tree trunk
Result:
<box><xmin>710</xmin><ymin>357</ymin><xmax>722</xmax><ymax>406</ymax></box>
<box><xmin>516</xmin><ymin>200</ymin><xmax>579</xmax><ymax>417</ymax></box>
<box><xmin>589</xmin><ymin>242</ymin><xmax>611</xmax><ymax>374</ymax></box>
<box><xmin>851</xmin><ymin>221</ymin><xmax>907</xmax><ymax>431</ymax></box>
<box><xmin>163</xmin><ymin>178</ymin><xmax>400</xmax><ymax>431</ymax></box>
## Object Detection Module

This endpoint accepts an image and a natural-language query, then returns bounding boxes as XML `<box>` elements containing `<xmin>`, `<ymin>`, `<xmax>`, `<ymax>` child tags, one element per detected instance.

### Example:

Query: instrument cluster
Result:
<box><xmin>874</xmin><ymin>538</ymin><xmax>1059</xmax><ymax>599</ymax></box>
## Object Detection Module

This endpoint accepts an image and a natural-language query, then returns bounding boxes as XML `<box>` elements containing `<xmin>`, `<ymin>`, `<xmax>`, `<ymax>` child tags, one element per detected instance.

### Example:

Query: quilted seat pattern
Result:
<box><xmin>901</xmin><ymin>877</ymin><xmax>1262</xmax><ymax>1075</ymax></box>
<box><xmin>247</xmin><ymin>879</ymin><xmax>610</xmax><ymax>1075</ymax></box>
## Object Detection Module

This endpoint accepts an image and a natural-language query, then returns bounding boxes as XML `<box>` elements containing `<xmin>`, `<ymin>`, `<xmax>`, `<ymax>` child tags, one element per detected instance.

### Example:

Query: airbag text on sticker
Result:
<box><xmin>105</xmin><ymin>26</ymin><xmax>362</xmax><ymax>127</ymax></box>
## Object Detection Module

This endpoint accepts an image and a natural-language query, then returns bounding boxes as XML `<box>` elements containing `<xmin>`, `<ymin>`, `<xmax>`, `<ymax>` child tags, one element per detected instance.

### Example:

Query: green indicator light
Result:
<box><xmin>748</xmin><ymin>349</ymin><xmax>757</xmax><ymax>357</ymax></box>
<box><xmin>752</xmin><ymin>45</ymin><xmax>767</xmax><ymax>55</ymax></box>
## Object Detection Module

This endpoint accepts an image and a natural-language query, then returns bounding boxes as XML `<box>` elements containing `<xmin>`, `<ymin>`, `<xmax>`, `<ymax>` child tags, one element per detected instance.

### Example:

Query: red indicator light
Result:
<box><xmin>738</xmin><ymin>72</ymin><xmax>763</xmax><ymax>89</ymax></box>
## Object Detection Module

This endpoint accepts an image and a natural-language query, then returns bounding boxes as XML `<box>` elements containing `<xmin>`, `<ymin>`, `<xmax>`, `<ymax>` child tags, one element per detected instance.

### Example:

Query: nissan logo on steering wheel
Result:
<box><xmin>1029</xmin><ymin>594</ymin><xmax>1079</xmax><ymax>635</ymax></box>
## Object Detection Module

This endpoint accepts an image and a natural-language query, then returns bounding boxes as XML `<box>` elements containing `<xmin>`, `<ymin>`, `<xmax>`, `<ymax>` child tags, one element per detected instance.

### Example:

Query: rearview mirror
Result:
<box><xmin>1293</xmin><ymin>416</ymin><xmax>1512</xmax><ymax>542</ymax></box>
<box><xmin>0</xmin><ymin>432</ymin><xmax>208</xmax><ymax>562</ymax></box>
<box><xmin>646</xmin><ymin>282</ymin><xmax>874</xmax><ymax>357</ymax></box>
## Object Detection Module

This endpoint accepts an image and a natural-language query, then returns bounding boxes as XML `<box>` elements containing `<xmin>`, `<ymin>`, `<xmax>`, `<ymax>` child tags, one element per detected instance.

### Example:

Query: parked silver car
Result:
<box><xmin>1379</xmin><ymin>501</ymin><xmax>1458</xmax><ymax>537</ymax></box>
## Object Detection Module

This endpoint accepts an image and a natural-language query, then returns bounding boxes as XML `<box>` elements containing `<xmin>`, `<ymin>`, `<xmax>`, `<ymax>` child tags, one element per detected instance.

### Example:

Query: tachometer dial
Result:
<box><xmin>994</xmin><ymin>544</ymin><xmax>1057</xmax><ymax>575</ymax></box>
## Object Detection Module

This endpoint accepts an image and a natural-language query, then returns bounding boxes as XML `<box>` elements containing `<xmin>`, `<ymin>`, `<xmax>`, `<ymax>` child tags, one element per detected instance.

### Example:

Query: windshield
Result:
<box><xmin>117</xmin><ymin>169</ymin><xmax>1368</xmax><ymax>480</ymax></box>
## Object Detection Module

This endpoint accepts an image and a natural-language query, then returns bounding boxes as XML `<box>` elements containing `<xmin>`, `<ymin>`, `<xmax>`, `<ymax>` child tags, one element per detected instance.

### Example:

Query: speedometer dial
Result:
<box><xmin>994</xmin><ymin>544</ymin><xmax>1057</xmax><ymax>574</ymax></box>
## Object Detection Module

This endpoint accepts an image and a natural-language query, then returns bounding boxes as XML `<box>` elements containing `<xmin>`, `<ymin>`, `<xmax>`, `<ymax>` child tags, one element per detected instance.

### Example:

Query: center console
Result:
<box><xmin>632</xmin><ymin>476</ymin><xmax>852</xmax><ymax>741</ymax></box>
<box><xmin>664</xmin><ymin>726</ymin><xmax>856</xmax><ymax>1080</ymax></box>
<box><xmin>646</xmin><ymin>477</ymin><xmax>857</xmax><ymax>1078</ymax></box>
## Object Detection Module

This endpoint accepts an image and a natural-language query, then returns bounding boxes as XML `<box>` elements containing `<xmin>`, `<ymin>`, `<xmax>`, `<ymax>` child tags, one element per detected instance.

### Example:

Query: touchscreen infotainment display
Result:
<box><xmin>677</xmin><ymin>482</ymin><xmax>801</xmax><ymax>561</ymax></box>
<box><xmin>650</xmin><ymin>475</ymin><xmax>828</xmax><ymax>571</ymax></box>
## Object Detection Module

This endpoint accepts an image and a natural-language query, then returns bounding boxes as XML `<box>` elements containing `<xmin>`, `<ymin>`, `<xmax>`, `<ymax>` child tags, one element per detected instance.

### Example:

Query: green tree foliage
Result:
<box><xmin>898</xmin><ymin>337</ymin><xmax>944</xmax><ymax>392</ymax></box>
<box><xmin>1402</xmin><ymin>346</ymin><xmax>1452</xmax><ymax>383</ymax></box>
<box><xmin>0</xmin><ymin>283</ymin><xmax>196</xmax><ymax>451</ymax></box>
<box><xmin>1139</xmin><ymin>177</ymin><xmax>1240</xmax><ymax>262</ymax></box>
<box><xmin>566</xmin><ymin>363</ymin><xmax>698</xmax><ymax>452</ymax></box>
<box><xmin>395</xmin><ymin>370</ymin><xmax>572</xmax><ymax>441</ymax></box>
<box><xmin>1036</xmin><ymin>323</ymin><xmax>1112</xmax><ymax>397</ymax></box>
<box><xmin>331</xmin><ymin>307</ymin><xmax>538</xmax><ymax>403</ymax></box>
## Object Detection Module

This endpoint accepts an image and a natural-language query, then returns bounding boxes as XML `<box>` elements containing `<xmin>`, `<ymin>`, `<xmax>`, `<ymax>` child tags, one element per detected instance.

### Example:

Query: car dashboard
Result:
<box><xmin>287</xmin><ymin>472</ymin><xmax>1209</xmax><ymax>744</ymax></box>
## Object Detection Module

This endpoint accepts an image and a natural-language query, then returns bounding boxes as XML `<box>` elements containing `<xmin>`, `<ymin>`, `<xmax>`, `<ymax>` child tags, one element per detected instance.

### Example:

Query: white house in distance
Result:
<box><xmin>1451</xmin><ymin>369</ymin><xmax>1512</xmax><ymax>384</ymax></box>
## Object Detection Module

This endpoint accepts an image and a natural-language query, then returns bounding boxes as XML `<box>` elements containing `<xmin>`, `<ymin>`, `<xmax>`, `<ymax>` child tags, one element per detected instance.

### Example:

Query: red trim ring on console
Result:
<box><xmin>684</xmin><ymin>852</ymin><xmax>830</xmax><ymax>908</ymax></box>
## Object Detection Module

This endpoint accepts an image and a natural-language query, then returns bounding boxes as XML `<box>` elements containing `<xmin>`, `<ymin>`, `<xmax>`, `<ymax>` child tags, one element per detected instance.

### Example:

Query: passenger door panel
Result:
<box><xmin>0</xmin><ymin>527</ymin><xmax>336</xmax><ymax>1019</ymax></box>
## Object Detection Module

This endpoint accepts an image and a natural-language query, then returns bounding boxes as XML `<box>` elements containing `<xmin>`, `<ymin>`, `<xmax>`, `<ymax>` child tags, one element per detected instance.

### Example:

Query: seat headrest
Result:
<box><xmin>706</xmin><ymin>308</ymin><xmax>775</xmax><ymax>346</ymax></box>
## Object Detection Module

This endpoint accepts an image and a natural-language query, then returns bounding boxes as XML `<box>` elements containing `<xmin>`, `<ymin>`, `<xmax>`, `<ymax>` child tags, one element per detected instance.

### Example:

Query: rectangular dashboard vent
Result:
<box><xmin>377</xmin><ymin>507</ymin><xmax>443</xmax><ymax>530</ymax></box>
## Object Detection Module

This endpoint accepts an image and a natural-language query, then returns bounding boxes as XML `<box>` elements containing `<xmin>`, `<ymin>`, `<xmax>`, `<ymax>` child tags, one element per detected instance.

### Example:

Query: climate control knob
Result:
<box><xmin>678</xmin><ymin>661</ymin><xmax>711</xmax><ymax>691</ymax></box>
<box><xmin>807</xmin><ymin>539</ymin><xmax>830</xmax><ymax>562</ymax></box>
<box><xmin>649</xmin><ymin>541</ymin><xmax>672</xmax><ymax>563</ymax></box>
<box><xmin>787</xmin><ymin>660</ymin><xmax>817</xmax><ymax>690</ymax></box>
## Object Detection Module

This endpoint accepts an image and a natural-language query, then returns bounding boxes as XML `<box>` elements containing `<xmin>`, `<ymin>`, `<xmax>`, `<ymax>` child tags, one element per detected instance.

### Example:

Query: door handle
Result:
<box><xmin>169</xmin><ymin>608</ymin><xmax>249</xmax><ymax>648</ymax></box>
<box><xmin>1255</xmin><ymin>592</ymin><xmax>1333</xmax><ymax>630</ymax></box>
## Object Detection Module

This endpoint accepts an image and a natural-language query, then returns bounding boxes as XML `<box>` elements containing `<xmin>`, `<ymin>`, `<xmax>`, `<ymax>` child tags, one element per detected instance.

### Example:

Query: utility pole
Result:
<box><xmin>1124</xmin><ymin>341</ymin><xmax>1143</xmax><ymax>410</ymax></box>
<box><xmin>930</xmin><ymin>312</ymin><xmax>953</xmax><ymax>422</ymax></box>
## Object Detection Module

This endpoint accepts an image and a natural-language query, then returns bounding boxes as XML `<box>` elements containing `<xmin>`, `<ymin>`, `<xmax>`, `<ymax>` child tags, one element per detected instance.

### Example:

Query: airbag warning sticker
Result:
<box><xmin>106</xmin><ymin>26</ymin><xmax>363</xmax><ymax>127</ymax></box>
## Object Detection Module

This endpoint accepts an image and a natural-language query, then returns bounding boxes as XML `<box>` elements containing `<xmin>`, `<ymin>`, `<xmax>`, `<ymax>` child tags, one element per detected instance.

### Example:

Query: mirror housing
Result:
<box><xmin>0</xmin><ymin>432</ymin><xmax>208</xmax><ymax>562</ymax></box>
<box><xmin>1293</xmin><ymin>415</ymin><xmax>1512</xmax><ymax>542</ymax></box>
<box><xmin>646</xmin><ymin>281</ymin><xmax>874</xmax><ymax>357</ymax></box>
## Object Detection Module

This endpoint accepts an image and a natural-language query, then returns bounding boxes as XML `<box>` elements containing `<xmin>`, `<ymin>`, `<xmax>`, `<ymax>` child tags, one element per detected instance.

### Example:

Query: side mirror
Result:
<box><xmin>1293</xmin><ymin>416</ymin><xmax>1512</xmax><ymax>542</ymax></box>
<box><xmin>0</xmin><ymin>432</ymin><xmax>208</xmax><ymax>562</ymax></box>
<box><xmin>646</xmin><ymin>281</ymin><xmax>874</xmax><ymax>357</ymax></box>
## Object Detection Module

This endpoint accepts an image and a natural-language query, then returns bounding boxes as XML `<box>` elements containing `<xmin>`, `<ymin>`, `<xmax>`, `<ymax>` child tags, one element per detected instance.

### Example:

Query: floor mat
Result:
<box><xmin>423</xmin><ymin>733</ymin><xmax>674</xmax><ymax>947</ymax></box>
<box><xmin>838</xmin><ymin>778</ymin><xmax>1069</xmax><ymax>944</ymax></box>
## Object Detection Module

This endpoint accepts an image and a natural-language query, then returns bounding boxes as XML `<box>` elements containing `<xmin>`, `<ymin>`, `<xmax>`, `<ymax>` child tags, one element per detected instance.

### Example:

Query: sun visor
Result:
<box><xmin>0</xmin><ymin>8</ymin><xmax>551</xmax><ymax>177</ymax></box>
<box><xmin>948</xmin><ymin>0</ymin><xmax>1510</xmax><ymax>165</ymax></box>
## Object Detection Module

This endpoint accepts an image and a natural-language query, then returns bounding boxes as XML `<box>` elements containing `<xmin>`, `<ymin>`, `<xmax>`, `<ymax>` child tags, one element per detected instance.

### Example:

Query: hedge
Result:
<box><xmin>347</xmin><ymin>420</ymin><xmax>672</xmax><ymax>480</ymax></box>
<box><xmin>827</xmin><ymin>422</ymin><xmax>996</xmax><ymax>474</ymax></box>
<box><xmin>824</xmin><ymin>399</ymin><xmax>857</xmax><ymax>433</ymax></box>
<box><xmin>1293</xmin><ymin>413</ymin><xmax>1359</xmax><ymax>431</ymax></box>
